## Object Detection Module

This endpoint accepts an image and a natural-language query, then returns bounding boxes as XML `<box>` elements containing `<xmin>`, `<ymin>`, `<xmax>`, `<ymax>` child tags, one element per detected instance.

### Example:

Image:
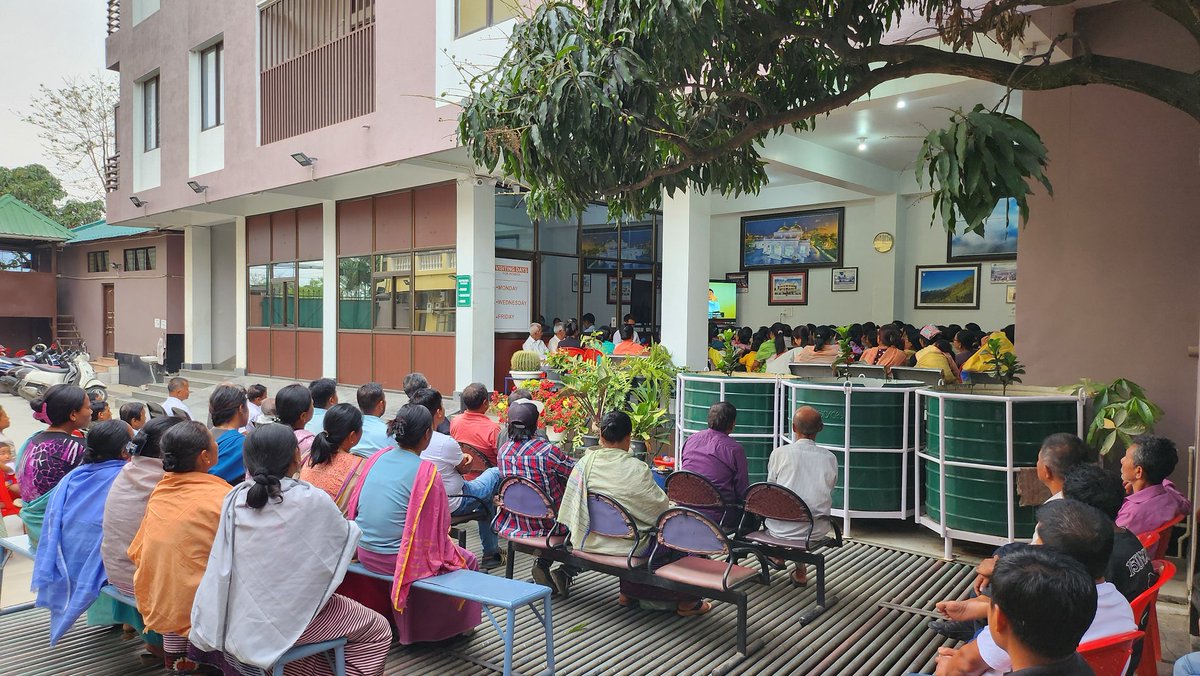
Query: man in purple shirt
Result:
<box><xmin>680</xmin><ymin>402</ymin><xmax>749</xmax><ymax>528</ymax></box>
<box><xmin>1118</xmin><ymin>434</ymin><xmax>1191</xmax><ymax>535</ymax></box>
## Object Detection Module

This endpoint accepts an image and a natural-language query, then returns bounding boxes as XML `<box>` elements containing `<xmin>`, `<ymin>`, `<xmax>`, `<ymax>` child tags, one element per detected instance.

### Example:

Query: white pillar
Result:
<box><xmin>234</xmin><ymin>216</ymin><xmax>247</xmax><ymax>373</ymax></box>
<box><xmin>661</xmin><ymin>187</ymin><xmax>711</xmax><ymax>370</ymax></box>
<box><xmin>321</xmin><ymin>200</ymin><xmax>338</xmax><ymax>378</ymax></box>
<box><xmin>183</xmin><ymin>226</ymin><xmax>213</xmax><ymax>368</ymax></box>
<box><xmin>455</xmin><ymin>178</ymin><xmax>497</xmax><ymax>392</ymax></box>
<box><xmin>870</xmin><ymin>193</ymin><xmax>902</xmax><ymax>321</ymax></box>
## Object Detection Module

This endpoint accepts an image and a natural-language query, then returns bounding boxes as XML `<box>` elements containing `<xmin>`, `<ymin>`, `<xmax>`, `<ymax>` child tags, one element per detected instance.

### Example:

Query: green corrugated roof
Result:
<box><xmin>0</xmin><ymin>194</ymin><xmax>75</xmax><ymax>241</ymax></box>
<box><xmin>67</xmin><ymin>219</ymin><xmax>152</xmax><ymax>243</ymax></box>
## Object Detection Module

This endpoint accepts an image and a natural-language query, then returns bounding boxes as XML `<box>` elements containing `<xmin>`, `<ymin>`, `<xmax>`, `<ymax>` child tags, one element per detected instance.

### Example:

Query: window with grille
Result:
<box><xmin>124</xmin><ymin>246</ymin><xmax>156</xmax><ymax>271</ymax></box>
<box><xmin>88</xmin><ymin>250</ymin><xmax>110</xmax><ymax>273</ymax></box>
<box><xmin>142</xmin><ymin>76</ymin><xmax>159</xmax><ymax>151</ymax></box>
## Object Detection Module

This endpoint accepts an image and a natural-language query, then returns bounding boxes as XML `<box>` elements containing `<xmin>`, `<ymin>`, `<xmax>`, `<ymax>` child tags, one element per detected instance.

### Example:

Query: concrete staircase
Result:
<box><xmin>90</xmin><ymin>357</ymin><xmax>119</xmax><ymax>386</ymax></box>
<box><xmin>131</xmin><ymin>368</ymin><xmax>232</xmax><ymax>406</ymax></box>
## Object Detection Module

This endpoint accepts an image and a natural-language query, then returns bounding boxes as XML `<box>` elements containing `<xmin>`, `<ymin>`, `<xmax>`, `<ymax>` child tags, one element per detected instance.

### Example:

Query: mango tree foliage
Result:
<box><xmin>459</xmin><ymin>0</ymin><xmax>1200</xmax><ymax>230</ymax></box>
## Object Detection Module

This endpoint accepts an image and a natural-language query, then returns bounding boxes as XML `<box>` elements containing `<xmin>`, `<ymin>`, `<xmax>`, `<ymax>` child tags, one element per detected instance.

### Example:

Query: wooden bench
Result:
<box><xmin>346</xmin><ymin>564</ymin><xmax>553</xmax><ymax>676</ymax></box>
<box><xmin>0</xmin><ymin>534</ymin><xmax>35</xmax><ymax>616</ymax></box>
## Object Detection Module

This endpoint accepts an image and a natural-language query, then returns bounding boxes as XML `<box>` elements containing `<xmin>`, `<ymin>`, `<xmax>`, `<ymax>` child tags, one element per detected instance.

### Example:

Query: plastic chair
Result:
<box><xmin>1129</xmin><ymin>559</ymin><xmax>1175</xmax><ymax>676</ymax></box>
<box><xmin>1136</xmin><ymin>531</ymin><xmax>1159</xmax><ymax>554</ymax></box>
<box><xmin>665</xmin><ymin>470</ymin><xmax>733</xmax><ymax>529</ymax></box>
<box><xmin>1139</xmin><ymin>514</ymin><xmax>1183</xmax><ymax>561</ymax></box>
<box><xmin>568</xmin><ymin>493</ymin><xmax>649</xmax><ymax>570</ymax></box>
<box><xmin>494</xmin><ymin>476</ymin><xmax>566</xmax><ymax>580</ymax></box>
<box><xmin>1078</xmin><ymin>630</ymin><xmax>1143</xmax><ymax>676</ymax></box>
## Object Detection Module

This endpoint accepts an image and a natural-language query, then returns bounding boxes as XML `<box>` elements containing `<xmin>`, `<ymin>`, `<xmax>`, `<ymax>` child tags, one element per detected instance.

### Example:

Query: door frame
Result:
<box><xmin>101</xmin><ymin>283</ymin><xmax>115</xmax><ymax>357</ymax></box>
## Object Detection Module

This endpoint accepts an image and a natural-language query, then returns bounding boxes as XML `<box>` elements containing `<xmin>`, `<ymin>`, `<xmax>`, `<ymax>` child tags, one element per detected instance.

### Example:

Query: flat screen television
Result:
<box><xmin>707</xmin><ymin>281</ymin><xmax>738</xmax><ymax>321</ymax></box>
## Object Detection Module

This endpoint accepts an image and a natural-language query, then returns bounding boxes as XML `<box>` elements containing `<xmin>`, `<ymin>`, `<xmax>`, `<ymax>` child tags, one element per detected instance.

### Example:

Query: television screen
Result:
<box><xmin>707</xmin><ymin>282</ymin><xmax>737</xmax><ymax>321</ymax></box>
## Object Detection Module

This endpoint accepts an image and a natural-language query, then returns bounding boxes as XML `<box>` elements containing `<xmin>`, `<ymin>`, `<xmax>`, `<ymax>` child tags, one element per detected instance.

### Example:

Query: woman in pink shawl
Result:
<box><xmin>337</xmin><ymin>404</ymin><xmax>481</xmax><ymax>643</ymax></box>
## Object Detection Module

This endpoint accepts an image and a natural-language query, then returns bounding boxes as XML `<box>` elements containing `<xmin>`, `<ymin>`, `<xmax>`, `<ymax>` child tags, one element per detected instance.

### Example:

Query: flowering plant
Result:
<box><xmin>542</xmin><ymin>392</ymin><xmax>584</xmax><ymax>434</ymax></box>
<box><xmin>489</xmin><ymin>379</ymin><xmax>559</xmax><ymax>428</ymax></box>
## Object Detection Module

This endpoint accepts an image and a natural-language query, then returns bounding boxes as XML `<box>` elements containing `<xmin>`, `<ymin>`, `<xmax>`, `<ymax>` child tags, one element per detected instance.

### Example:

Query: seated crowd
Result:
<box><xmin>4</xmin><ymin>368</ymin><xmax>1190</xmax><ymax>675</ymax></box>
<box><xmin>708</xmin><ymin>319</ymin><xmax>1013</xmax><ymax>382</ymax></box>
<box><xmin>523</xmin><ymin>313</ymin><xmax>658</xmax><ymax>360</ymax></box>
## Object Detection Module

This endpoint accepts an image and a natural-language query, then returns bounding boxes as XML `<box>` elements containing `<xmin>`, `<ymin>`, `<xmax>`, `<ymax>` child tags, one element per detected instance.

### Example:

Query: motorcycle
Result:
<box><xmin>3</xmin><ymin>350</ymin><xmax>107</xmax><ymax>403</ymax></box>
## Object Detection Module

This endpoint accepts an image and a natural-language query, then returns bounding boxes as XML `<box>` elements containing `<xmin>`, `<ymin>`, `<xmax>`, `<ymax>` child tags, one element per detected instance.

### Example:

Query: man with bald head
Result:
<box><xmin>766</xmin><ymin>406</ymin><xmax>838</xmax><ymax>585</ymax></box>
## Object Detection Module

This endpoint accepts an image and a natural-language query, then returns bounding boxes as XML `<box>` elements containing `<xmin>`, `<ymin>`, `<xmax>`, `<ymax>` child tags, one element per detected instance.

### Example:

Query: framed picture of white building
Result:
<box><xmin>768</xmin><ymin>270</ymin><xmax>809</xmax><ymax>305</ymax></box>
<box><xmin>741</xmin><ymin>207</ymin><xmax>844</xmax><ymax>270</ymax></box>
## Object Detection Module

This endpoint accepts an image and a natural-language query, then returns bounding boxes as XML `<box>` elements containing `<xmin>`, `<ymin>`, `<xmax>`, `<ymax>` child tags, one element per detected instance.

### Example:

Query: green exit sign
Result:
<box><xmin>455</xmin><ymin>275</ymin><xmax>471</xmax><ymax>307</ymax></box>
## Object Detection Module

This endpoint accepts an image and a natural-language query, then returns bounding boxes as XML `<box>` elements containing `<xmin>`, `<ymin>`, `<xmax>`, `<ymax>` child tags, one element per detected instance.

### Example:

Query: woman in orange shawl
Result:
<box><xmin>128</xmin><ymin>420</ymin><xmax>231</xmax><ymax>673</ymax></box>
<box><xmin>858</xmin><ymin>326</ymin><xmax>910</xmax><ymax>374</ymax></box>
<box><xmin>337</xmin><ymin>404</ymin><xmax>481</xmax><ymax>644</ymax></box>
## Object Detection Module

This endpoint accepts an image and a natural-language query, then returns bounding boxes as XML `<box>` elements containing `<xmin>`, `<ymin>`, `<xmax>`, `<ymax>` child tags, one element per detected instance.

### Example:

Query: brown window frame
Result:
<box><xmin>88</xmin><ymin>250</ymin><xmax>110</xmax><ymax>273</ymax></box>
<box><xmin>200</xmin><ymin>42</ymin><xmax>223</xmax><ymax>130</ymax></box>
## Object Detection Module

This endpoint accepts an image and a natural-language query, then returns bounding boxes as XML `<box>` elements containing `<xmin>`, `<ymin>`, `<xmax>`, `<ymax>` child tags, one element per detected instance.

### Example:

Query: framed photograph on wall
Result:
<box><xmin>571</xmin><ymin>273</ymin><xmax>593</xmax><ymax>293</ymax></box>
<box><xmin>831</xmin><ymin>267</ymin><xmax>858</xmax><ymax>292</ymax></box>
<box><xmin>947</xmin><ymin>198</ymin><xmax>1019</xmax><ymax>262</ymax></box>
<box><xmin>768</xmin><ymin>270</ymin><xmax>809</xmax><ymax>305</ymax></box>
<box><xmin>990</xmin><ymin>263</ymin><xmax>1017</xmax><ymax>284</ymax></box>
<box><xmin>606</xmin><ymin>275</ymin><xmax>632</xmax><ymax>304</ymax></box>
<box><xmin>724</xmin><ymin>271</ymin><xmax>749</xmax><ymax>293</ymax></box>
<box><xmin>1006</xmin><ymin>285</ymin><xmax>1017</xmax><ymax>304</ymax></box>
<box><xmin>741</xmin><ymin>207</ymin><xmax>844</xmax><ymax>270</ymax></box>
<box><xmin>914</xmin><ymin>264</ymin><xmax>981</xmax><ymax>310</ymax></box>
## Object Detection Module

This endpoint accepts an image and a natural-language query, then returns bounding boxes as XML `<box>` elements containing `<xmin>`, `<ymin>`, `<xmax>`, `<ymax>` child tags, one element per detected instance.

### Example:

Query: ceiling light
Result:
<box><xmin>857</xmin><ymin>137</ymin><xmax>868</xmax><ymax>152</ymax></box>
<box><xmin>896</xmin><ymin>99</ymin><xmax>907</xmax><ymax>109</ymax></box>
<box><xmin>129</xmin><ymin>196</ymin><xmax>147</xmax><ymax>208</ymax></box>
<box><xmin>291</xmin><ymin>152</ymin><xmax>318</xmax><ymax>167</ymax></box>
<box><xmin>187</xmin><ymin>181</ymin><xmax>207</xmax><ymax>194</ymax></box>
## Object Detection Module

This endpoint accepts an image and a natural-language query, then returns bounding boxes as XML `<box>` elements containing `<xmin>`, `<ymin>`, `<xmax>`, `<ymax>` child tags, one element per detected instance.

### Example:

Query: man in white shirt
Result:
<box><xmin>161</xmin><ymin>377</ymin><xmax>193</xmax><ymax>420</ymax></box>
<box><xmin>523</xmin><ymin>323</ymin><xmax>548</xmax><ymax>360</ymax></box>
<box><xmin>547</xmin><ymin>323</ymin><xmax>565</xmax><ymax>352</ymax></box>
<box><xmin>410</xmin><ymin>387</ymin><xmax>503</xmax><ymax>569</ymax></box>
<box><xmin>765</xmin><ymin>406</ymin><xmax>837</xmax><ymax>585</ymax></box>
<box><xmin>933</xmin><ymin>500</ymin><xmax>1136</xmax><ymax>676</ymax></box>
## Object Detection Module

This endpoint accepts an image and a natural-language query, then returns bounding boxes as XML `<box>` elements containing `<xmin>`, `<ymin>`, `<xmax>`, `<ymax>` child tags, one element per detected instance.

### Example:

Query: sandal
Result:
<box><xmin>790</xmin><ymin>569</ymin><xmax>809</xmax><ymax>587</ymax></box>
<box><xmin>618</xmin><ymin>593</ymin><xmax>639</xmax><ymax>608</ymax></box>
<box><xmin>676</xmin><ymin>600</ymin><xmax>713</xmax><ymax>617</ymax></box>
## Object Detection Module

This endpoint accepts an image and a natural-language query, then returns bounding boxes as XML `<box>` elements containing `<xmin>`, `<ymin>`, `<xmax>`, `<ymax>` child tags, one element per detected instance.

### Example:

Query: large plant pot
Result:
<box><xmin>510</xmin><ymin>370</ymin><xmax>545</xmax><ymax>382</ymax></box>
<box><xmin>782</xmin><ymin>378</ymin><xmax>925</xmax><ymax>527</ymax></box>
<box><xmin>676</xmin><ymin>373</ymin><xmax>786</xmax><ymax>484</ymax></box>
<box><xmin>918</xmin><ymin>385</ymin><xmax>1083</xmax><ymax>551</ymax></box>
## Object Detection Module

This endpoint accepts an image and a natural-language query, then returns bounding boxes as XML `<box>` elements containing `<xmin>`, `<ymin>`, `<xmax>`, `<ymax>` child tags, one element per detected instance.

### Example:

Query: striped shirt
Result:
<box><xmin>494</xmin><ymin>436</ymin><xmax>575</xmax><ymax>538</ymax></box>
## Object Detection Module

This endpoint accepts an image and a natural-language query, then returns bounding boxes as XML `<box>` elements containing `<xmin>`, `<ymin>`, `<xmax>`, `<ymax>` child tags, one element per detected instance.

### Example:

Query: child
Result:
<box><xmin>245</xmin><ymin>384</ymin><xmax>268</xmax><ymax>430</ymax></box>
<box><xmin>0</xmin><ymin>406</ymin><xmax>22</xmax><ymax>525</ymax></box>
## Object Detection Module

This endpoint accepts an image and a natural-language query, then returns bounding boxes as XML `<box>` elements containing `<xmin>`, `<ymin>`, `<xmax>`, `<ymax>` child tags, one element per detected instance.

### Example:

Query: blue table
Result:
<box><xmin>0</xmin><ymin>534</ymin><xmax>35</xmax><ymax>616</ymax></box>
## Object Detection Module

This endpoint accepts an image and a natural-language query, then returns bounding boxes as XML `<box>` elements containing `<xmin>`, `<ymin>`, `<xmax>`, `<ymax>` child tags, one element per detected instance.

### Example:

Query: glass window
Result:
<box><xmin>375</xmin><ymin>252</ymin><xmax>411</xmax><ymax>273</ymax></box>
<box><xmin>248</xmin><ymin>265</ymin><xmax>270</xmax><ymax>328</ymax></box>
<box><xmin>338</xmin><ymin>256</ymin><xmax>372</xmax><ymax>329</ymax></box>
<box><xmin>455</xmin><ymin>0</ymin><xmax>487</xmax><ymax>36</ymax></box>
<box><xmin>297</xmin><ymin>260</ymin><xmax>323</xmax><ymax>328</ymax></box>
<box><xmin>540</xmin><ymin>255</ymin><xmax>578</xmax><ymax>330</ymax></box>
<box><xmin>200</xmin><ymin>42</ymin><xmax>223</xmax><ymax>130</ymax></box>
<box><xmin>124</xmin><ymin>246</ymin><xmax>156</xmax><ymax>271</ymax></box>
<box><xmin>87</xmin><ymin>250</ymin><xmax>109</xmax><ymax>273</ymax></box>
<box><xmin>413</xmin><ymin>249</ymin><xmax>456</xmax><ymax>333</ymax></box>
<box><xmin>270</xmin><ymin>262</ymin><xmax>296</xmax><ymax>327</ymax></box>
<box><xmin>143</xmin><ymin>76</ymin><xmax>159</xmax><ymax>151</ymax></box>
<box><xmin>371</xmin><ymin>253</ymin><xmax>412</xmax><ymax>331</ymax></box>
<box><xmin>539</xmin><ymin>216</ymin><xmax>578</xmax><ymax>255</ymax></box>
<box><xmin>495</xmin><ymin>194</ymin><xmax>534</xmax><ymax>251</ymax></box>
<box><xmin>492</xmin><ymin>0</ymin><xmax>519</xmax><ymax>22</ymax></box>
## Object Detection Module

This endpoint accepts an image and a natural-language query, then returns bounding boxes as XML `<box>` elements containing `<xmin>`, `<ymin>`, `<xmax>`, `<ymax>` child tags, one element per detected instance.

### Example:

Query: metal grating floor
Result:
<box><xmin>0</xmin><ymin>541</ymin><xmax>969</xmax><ymax>676</ymax></box>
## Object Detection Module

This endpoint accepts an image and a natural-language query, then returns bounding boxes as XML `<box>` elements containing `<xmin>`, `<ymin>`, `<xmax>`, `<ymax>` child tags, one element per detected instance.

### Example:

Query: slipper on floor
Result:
<box><xmin>676</xmin><ymin>600</ymin><xmax>713</xmax><ymax>617</ymax></box>
<box><xmin>618</xmin><ymin>594</ymin><xmax>639</xmax><ymax>608</ymax></box>
<box><xmin>790</xmin><ymin>570</ymin><xmax>809</xmax><ymax>587</ymax></box>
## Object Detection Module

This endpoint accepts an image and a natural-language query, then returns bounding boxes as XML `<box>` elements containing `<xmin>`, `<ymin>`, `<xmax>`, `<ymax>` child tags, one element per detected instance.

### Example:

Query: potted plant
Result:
<box><xmin>713</xmin><ymin>329</ymin><xmax>740</xmax><ymax>376</ymax></box>
<box><xmin>628</xmin><ymin>382</ymin><xmax>670</xmax><ymax>458</ymax></box>
<box><xmin>509</xmin><ymin>350</ymin><xmax>545</xmax><ymax>381</ymax></box>
<box><xmin>832</xmin><ymin>324</ymin><xmax>854</xmax><ymax>378</ymax></box>
<box><xmin>980</xmin><ymin>336</ymin><xmax>1026</xmax><ymax>395</ymax></box>
<box><xmin>1061</xmin><ymin>377</ymin><xmax>1164</xmax><ymax>456</ymax></box>
<box><xmin>547</xmin><ymin>348</ymin><xmax>633</xmax><ymax>448</ymax></box>
<box><xmin>542</xmin><ymin>391</ymin><xmax>582</xmax><ymax>445</ymax></box>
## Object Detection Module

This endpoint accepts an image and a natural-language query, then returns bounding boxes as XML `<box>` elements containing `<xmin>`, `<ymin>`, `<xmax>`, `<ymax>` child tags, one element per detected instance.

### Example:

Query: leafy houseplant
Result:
<box><xmin>1062</xmin><ymin>378</ymin><xmax>1164</xmax><ymax>456</ymax></box>
<box><xmin>832</xmin><ymin>325</ymin><xmax>854</xmax><ymax>378</ymax></box>
<box><xmin>714</xmin><ymin>329</ymin><xmax>740</xmax><ymax>376</ymax></box>
<box><xmin>980</xmin><ymin>337</ymin><xmax>1025</xmax><ymax>395</ymax></box>
<box><xmin>546</xmin><ymin>349</ymin><xmax>633</xmax><ymax>442</ymax></box>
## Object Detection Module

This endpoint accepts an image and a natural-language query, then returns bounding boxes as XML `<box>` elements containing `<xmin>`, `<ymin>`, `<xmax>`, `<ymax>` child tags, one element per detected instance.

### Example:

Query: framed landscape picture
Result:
<box><xmin>831</xmin><ymin>267</ymin><xmax>858</xmax><ymax>292</ymax></box>
<box><xmin>606</xmin><ymin>275</ymin><xmax>632</xmax><ymax>304</ymax></box>
<box><xmin>914</xmin><ymin>264</ymin><xmax>981</xmax><ymax>310</ymax></box>
<box><xmin>768</xmin><ymin>270</ymin><xmax>809</xmax><ymax>305</ymax></box>
<box><xmin>741</xmin><ymin>207</ymin><xmax>844</xmax><ymax>270</ymax></box>
<box><xmin>947</xmin><ymin>198</ymin><xmax>1019</xmax><ymax>262</ymax></box>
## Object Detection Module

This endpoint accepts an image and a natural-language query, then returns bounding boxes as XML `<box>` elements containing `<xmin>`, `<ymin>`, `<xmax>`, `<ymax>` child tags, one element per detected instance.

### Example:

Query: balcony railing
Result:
<box><xmin>105</xmin><ymin>153</ymin><xmax>120</xmax><ymax>193</ymax></box>
<box><xmin>107</xmin><ymin>0</ymin><xmax>120</xmax><ymax>34</ymax></box>
<box><xmin>260</xmin><ymin>24</ymin><xmax>375</xmax><ymax>145</ymax></box>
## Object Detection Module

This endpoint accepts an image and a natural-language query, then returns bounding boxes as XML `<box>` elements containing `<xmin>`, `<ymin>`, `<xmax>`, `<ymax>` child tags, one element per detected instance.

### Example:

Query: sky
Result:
<box><xmin>0</xmin><ymin>1</ymin><xmax>110</xmax><ymax>200</ymax></box>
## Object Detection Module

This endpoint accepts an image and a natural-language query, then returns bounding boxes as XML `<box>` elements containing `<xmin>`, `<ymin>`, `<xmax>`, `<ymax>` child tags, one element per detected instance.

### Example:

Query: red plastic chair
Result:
<box><xmin>1129</xmin><ymin>559</ymin><xmax>1175</xmax><ymax>676</ymax></box>
<box><xmin>1139</xmin><ymin>514</ymin><xmax>1183</xmax><ymax>560</ymax></box>
<box><xmin>1078</xmin><ymin>630</ymin><xmax>1144</xmax><ymax>676</ymax></box>
<box><xmin>560</xmin><ymin>347</ymin><xmax>603</xmax><ymax>362</ymax></box>
<box><xmin>1136</xmin><ymin>531</ymin><xmax>1159</xmax><ymax>554</ymax></box>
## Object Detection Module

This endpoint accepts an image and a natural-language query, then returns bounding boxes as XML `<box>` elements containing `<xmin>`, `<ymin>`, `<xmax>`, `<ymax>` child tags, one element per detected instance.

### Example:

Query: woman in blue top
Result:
<box><xmin>207</xmin><ymin>384</ymin><xmax>248</xmax><ymax>484</ymax></box>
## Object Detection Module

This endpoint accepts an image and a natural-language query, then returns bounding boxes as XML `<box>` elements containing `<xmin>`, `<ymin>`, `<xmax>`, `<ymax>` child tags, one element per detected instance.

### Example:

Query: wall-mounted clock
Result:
<box><xmin>873</xmin><ymin>232</ymin><xmax>895</xmax><ymax>253</ymax></box>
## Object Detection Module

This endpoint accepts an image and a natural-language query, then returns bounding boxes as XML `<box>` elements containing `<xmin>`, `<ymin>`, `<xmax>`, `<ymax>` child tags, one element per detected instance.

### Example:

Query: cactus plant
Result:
<box><xmin>510</xmin><ymin>350</ymin><xmax>544</xmax><ymax>372</ymax></box>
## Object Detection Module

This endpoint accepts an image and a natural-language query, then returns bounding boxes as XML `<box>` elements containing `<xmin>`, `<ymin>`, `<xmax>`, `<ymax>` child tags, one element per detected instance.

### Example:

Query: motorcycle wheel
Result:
<box><xmin>87</xmin><ymin>386</ymin><xmax>108</xmax><ymax>402</ymax></box>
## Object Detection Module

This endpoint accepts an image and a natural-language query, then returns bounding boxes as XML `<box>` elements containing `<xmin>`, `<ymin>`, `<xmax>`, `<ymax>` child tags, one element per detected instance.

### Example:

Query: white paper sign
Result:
<box><xmin>495</xmin><ymin>258</ymin><xmax>532</xmax><ymax>333</ymax></box>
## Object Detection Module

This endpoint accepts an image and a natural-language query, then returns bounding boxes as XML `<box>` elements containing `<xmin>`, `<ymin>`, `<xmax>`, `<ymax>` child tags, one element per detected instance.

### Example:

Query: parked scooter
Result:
<box><xmin>4</xmin><ymin>350</ymin><xmax>107</xmax><ymax>403</ymax></box>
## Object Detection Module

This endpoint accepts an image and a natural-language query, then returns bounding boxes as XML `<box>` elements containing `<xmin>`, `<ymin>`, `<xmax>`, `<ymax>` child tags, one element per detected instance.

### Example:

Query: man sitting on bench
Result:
<box><xmin>558</xmin><ymin>410</ymin><xmax>711</xmax><ymax>617</ymax></box>
<box><xmin>765</xmin><ymin>406</ymin><xmax>838</xmax><ymax>586</ymax></box>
